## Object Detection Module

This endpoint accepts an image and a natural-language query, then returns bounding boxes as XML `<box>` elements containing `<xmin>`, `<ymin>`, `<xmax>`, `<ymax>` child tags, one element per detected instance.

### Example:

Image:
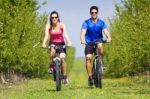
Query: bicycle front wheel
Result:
<box><xmin>55</xmin><ymin>59</ymin><xmax>61</xmax><ymax>91</ymax></box>
<box><xmin>95</xmin><ymin>58</ymin><xmax>102</xmax><ymax>88</ymax></box>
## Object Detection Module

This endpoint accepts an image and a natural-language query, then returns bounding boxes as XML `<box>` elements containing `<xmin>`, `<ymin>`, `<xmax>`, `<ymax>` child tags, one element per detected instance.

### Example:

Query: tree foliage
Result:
<box><xmin>0</xmin><ymin>0</ymin><xmax>75</xmax><ymax>80</ymax></box>
<box><xmin>105</xmin><ymin>0</ymin><xmax>150</xmax><ymax>77</ymax></box>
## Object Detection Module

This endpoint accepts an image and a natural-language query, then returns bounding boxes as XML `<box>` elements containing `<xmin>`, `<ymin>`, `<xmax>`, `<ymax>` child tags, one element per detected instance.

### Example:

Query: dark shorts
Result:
<box><xmin>49</xmin><ymin>42</ymin><xmax>66</xmax><ymax>54</ymax></box>
<box><xmin>85</xmin><ymin>40</ymin><xmax>102</xmax><ymax>55</ymax></box>
<box><xmin>85</xmin><ymin>44</ymin><xmax>95</xmax><ymax>55</ymax></box>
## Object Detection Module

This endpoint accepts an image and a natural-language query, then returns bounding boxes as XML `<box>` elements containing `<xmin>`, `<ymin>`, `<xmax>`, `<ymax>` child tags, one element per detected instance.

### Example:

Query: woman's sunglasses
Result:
<box><xmin>51</xmin><ymin>16</ymin><xmax>58</xmax><ymax>19</ymax></box>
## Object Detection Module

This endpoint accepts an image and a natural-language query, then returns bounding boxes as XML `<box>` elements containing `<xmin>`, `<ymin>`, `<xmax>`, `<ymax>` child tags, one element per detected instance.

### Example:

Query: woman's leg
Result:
<box><xmin>48</xmin><ymin>47</ymin><xmax>56</xmax><ymax>73</ymax></box>
<box><xmin>60</xmin><ymin>53</ymin><xmax>68</xmax><ymax>84</ymax></box>
<box><xmin>50</xmin><ymin>47</ymin><xmax>56</xmax><ymax>65</ymax></box>
<box><xmin>60</xmin><ymin>53</ymin><xmax>66</xmax><ymax>75</ymax></box>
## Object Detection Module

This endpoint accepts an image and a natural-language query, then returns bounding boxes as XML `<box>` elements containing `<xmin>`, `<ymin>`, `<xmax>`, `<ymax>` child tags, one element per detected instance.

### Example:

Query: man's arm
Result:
<box><xmin>103</xmin><ymin>29</ymin><xmax>111</xmax><ymax>42</ymax></box>
<box><xmin>80</xmin><ymin>29</ymin><xmax>86</xmax><ymax>44</ymax></box>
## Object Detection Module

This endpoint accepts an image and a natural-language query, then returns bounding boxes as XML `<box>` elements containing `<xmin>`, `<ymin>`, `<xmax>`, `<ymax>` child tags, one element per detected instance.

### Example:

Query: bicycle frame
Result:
<box><xmin>49</xmin><ymin>44</ymin><xmax>65</xmax><ymax>91</ymax></box>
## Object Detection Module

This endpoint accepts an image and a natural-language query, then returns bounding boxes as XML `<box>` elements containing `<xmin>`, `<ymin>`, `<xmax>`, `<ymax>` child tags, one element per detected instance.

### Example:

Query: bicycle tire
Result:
<box><xmin>55</xmin><ymin>59</ymin><xmax>61</xmax><ymax>91</ymax></box>
<box><xmin>94</xmin><ymin>58</ymin><xmax>102</xmax><ymax>88</ymax></box>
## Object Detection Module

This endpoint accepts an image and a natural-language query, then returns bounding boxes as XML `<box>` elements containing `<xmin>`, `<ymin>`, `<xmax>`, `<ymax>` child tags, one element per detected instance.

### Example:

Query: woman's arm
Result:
<box><xmin>61</xmin><ymin>22</ymin><xmax>72</xmax><ymax>46</ymax></box>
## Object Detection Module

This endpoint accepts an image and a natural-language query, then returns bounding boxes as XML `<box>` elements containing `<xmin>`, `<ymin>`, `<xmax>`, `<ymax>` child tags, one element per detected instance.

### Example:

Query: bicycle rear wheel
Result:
<box><xmin>55</xmin><ymin>59</ymin><xmax>61</xmax><ymax>91</ymax></box>
<box><xmin>94</xmin><ymin>58</ymin><xmax>102</xmax><ymax>88</ymax></box>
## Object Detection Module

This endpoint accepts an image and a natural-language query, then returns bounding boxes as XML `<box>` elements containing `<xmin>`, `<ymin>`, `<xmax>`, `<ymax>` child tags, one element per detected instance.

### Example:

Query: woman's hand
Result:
<box><xmin>42</xmin><ymin>44</ymin><xmax>47</xmax><ymax>48</ymax></box>
<box><xmin>67</xmin><ymin>43</ymin><xmax>72</xmax><ymax>46</ymax></box>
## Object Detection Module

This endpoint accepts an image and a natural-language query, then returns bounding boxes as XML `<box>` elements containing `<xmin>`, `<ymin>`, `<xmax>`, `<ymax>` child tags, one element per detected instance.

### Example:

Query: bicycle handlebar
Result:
<box><xmin>84</xmin><ymin>40</ymin><xmax>112</xmax><ymax>45</ymax></box>
<box><xmin>41</xmin><ymin>45</ymin><xmax>72</xmax><ymax>49</ymax></box>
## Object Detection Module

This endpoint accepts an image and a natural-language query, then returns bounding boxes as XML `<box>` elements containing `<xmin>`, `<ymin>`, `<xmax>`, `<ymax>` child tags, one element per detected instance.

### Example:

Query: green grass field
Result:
<box><xmin>0</xmin><ymin>59</ymin><xmax>150</xmax><ymax>99</ymax></box>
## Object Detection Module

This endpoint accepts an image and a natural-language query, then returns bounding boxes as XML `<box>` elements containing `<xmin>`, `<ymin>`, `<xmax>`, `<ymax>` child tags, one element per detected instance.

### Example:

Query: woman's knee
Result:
<box><xmin>50</xmin><ymin>48</ymin><xmax>55</xmax><ymax>57</ymax></box>
<box><xmin>60</xmin><ymin>53</ymin><xmax>66</xmax><ymax>59</ymax></box>
<box><xmin>60</xmin><ymin>53</ymin><xmax>66</xmax><ymax>63</ymax></box>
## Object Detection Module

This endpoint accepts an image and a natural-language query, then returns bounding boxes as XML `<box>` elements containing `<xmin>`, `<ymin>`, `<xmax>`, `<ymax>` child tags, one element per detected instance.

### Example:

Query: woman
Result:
<box><xmin>42</xmin><ymin>11</ymin><xmax>72</xmax><ymax>84</ymax></box>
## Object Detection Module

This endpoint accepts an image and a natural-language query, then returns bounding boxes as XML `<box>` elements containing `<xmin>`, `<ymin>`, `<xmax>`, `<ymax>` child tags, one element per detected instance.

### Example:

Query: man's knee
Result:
<box><xmin>86</xmin><ymin>56</ymin><xmax>92</xmax><ymax>62</ymax></box>
<box><xmin>97</xmin><ymin>43</ymin><xmax>103</xmax><ymax>49</ymax></box>
<box><xmin>97</xmin><ymin>43</ymin><xmax>104</xmax><ymax>54</ymax></box>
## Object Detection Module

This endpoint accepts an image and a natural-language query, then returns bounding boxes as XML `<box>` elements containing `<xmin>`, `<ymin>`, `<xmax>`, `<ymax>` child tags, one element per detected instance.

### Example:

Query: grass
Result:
<box><xmin>0</xmin><ymin>59</ymin><xmax>150</xmax><ymax>99</ymax></box>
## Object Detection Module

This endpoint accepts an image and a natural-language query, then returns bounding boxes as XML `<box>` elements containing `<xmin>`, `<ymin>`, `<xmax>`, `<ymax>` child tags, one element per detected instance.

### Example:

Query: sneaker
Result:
<box><xmin>48</xmin><ymin>65</ymin><xmax>54</xmax><ymax>74</ymax></box>
<box><xmin>62</xmin><ymin>75</ymin><xmax>68</xmax><ymax>84</ymax></box>
<box><xmin>88</xmin><ymin>76</ymin><xmax>94</xmax><ymax>87</ymax></box>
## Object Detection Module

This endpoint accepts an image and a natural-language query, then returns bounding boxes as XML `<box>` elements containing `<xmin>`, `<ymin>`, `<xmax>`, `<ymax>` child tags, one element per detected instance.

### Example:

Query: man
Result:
<box><xmin>80</xmin><ymin>6</ymin><xmax>111</xmax><ymax>86</ymax></box>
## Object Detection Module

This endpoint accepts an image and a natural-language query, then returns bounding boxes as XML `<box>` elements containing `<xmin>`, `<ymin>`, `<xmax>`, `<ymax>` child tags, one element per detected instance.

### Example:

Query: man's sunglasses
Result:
<box><xmin>91</xmin><ymin>12</ymin><xmax>98</xmax><ymax>14</ymax></box>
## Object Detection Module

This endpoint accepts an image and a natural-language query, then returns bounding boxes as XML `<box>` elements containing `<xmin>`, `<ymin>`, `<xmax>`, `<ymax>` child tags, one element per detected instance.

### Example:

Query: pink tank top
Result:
<box><xmin>49</xmin><ymin>24</ymin><xmax>64</xmax><ymax>43</ymax></box>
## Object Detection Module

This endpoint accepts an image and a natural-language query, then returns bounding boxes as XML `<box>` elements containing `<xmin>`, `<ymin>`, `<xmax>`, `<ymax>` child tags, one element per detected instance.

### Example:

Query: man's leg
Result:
<box><xmin>97</xmin><ymin>43</ymin><xmax>104</xmax><ymax>58</ymax></box>
<box><xmin>85</xmin><ymin>44</ymin><xmax>94</xmax><ymax>86</ymax></box>
<box><xmin>85</xmin><ymin>54</ymin><xmax>94</xmax><ymax>86</ymax></box>
<box><xmin>97</xmin><ymin>43</ymin><xmax>104</xmax><ymax>66</ymax></box>
<box><xmin>85</xmin><ymin>54</ymin><xmax>93</xmax><ymax>77</ymax></box>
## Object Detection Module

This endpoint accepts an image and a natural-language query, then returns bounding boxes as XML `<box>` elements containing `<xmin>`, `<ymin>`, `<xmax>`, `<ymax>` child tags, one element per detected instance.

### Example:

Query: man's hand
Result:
<box><xmin>80</xmin><ymin>29</ymin><xmax>86</xmax><ymax>45</ymax></box>
<box><xmin>81</xmin><ymin>41</ymin><xmax>86</xmax><ymax>45</ymax></box>
<box><xmin>107</xmin><ymin>38</ymin><xmax>112</xmax><ymax>43</ymax></box>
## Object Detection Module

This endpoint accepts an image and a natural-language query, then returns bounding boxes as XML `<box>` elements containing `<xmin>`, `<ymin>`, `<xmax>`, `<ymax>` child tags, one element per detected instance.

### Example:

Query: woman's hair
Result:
<box><xmin>49</xmin><ymin>11</ymin><xmax>60</xmax><ymax>26</ymax></box>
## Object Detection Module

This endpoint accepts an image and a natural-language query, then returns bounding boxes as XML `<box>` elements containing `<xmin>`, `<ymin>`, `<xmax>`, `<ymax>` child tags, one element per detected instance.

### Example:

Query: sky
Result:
<box><xmin>37</xmin><ymin>0</ymin><xmax>121</xmax><ymax>57</ymax></box>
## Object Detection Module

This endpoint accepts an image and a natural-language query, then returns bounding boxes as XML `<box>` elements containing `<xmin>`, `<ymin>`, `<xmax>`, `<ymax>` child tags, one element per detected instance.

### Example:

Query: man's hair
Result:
<box><xmin>90</xmin><ymin>6</ymin><xmax>99</xmax><ymax>13</ymax></box>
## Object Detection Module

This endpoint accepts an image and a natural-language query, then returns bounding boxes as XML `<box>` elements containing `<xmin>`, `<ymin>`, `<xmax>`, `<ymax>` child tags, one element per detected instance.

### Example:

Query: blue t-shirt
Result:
<box><xmin>81</xmin><ymin>18</ymin><xmax>107</xmax><ymax>43</ymax></box>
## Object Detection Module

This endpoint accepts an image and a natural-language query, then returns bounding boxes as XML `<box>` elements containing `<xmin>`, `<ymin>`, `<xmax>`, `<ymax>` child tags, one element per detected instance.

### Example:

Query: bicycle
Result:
<box><xmin>46</xmin><ymin>44</ymin><xmax>65</xmax><ymax>91</ymax></box>
<box><xmin>86</xmin><ymin>42</ymin><xmax>104</xmax><ymax>88</ymax></box>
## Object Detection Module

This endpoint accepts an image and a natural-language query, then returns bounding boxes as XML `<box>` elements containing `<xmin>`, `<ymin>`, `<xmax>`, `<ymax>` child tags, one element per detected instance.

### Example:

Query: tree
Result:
<box><xmin>105</xmin><ymin>0</ymin><xmax>150</xmax><ymax>77</ymax></box>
